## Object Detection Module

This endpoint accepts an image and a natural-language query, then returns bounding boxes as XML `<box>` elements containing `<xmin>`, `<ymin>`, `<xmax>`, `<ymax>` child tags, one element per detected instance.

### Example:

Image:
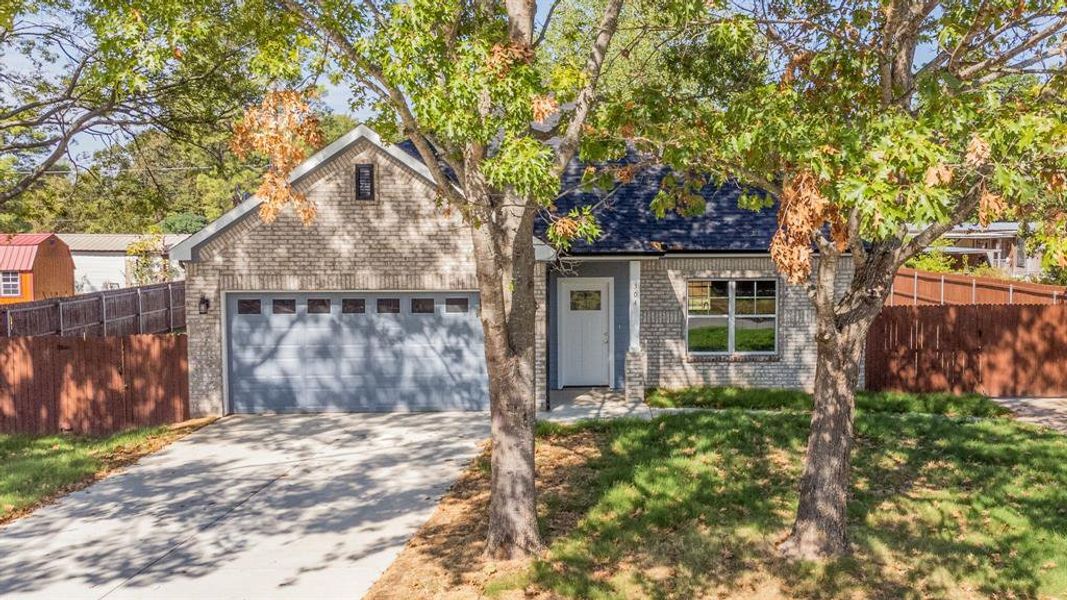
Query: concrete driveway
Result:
<box><xmin>0</xmin><ymin>413</ymin><xmax>488</xmax><ymax>599</ymax></box>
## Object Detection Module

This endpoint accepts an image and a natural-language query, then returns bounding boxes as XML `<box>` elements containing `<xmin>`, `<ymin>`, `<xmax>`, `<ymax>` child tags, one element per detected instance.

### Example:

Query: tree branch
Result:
<box><xmin>551</xmin><ymin>0</ymin><xmax>625</xmax><ymax>178</ymax></box>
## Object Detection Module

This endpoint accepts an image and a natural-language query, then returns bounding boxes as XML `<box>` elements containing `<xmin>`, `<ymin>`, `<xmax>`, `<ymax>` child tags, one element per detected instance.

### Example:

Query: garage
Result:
<box><xmin>225</xmin><ymin>291</ymin><xmax>489</xmax><ymax>412</ymax></box>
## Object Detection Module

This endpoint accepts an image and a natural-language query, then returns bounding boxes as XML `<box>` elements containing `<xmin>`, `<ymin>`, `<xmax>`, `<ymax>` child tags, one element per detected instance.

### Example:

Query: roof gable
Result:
<box><xmin>173</xmin><ymin>124</ymin><xmax>779</xmax><ymax>261</ymax></box>
<box><xmin>0</xmin><ymin>233</ymin><xmax>62</xmax><ymax>270</ymax></box>
<box><xmin>171</xmin><ymin>125</ymin><xmax>443</xmax><ymax>262</ymax></box>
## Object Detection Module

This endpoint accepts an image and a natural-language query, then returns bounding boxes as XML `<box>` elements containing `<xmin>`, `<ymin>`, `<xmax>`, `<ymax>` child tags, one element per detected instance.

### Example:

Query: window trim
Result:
<box><xmin>0</xmin><ymin>271</ymin><xmax>19</xmax><ymax>297</ymax></box>
<box><xmin>685</xmin><ymin>278</ymin><xmax>779</xmax><ymax>357</ymax></box>
<box><xmin>354</xmin><ymin>163</ymin><xmax>375</xmax><ymax>201</ymax></box>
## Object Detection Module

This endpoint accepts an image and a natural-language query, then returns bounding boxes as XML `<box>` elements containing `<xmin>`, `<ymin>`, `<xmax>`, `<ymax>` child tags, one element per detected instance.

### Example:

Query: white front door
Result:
<box><xmin>558</xmin><ymin>278</ymin><xmax>612</xmax><ymax>387</ymax></box>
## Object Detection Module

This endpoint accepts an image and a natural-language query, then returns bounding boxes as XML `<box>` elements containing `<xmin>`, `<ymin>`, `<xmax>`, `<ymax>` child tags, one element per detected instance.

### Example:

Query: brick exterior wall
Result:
<box><xmin>637</xmin><ymin>256</ymin><xmax>856</xmax><ymax>392</ymax></box>
<box><xmin>534</xmin><ymin>262</ymin><xmax>547</xmax><ymax>408</ymax></box>
<box><xmin>185</xmin><ymin>139</ymin><xmax>479</xmax><ymax>416</ymax></box>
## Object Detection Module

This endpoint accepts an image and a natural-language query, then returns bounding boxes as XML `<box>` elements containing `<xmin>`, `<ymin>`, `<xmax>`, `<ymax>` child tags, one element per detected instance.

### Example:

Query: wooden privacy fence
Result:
<box><xmin>866</xmin><ymin>304</ymin><xmax>1067</xmax><ymax>397</ymax></box>
<box><xmin>889</xmin><ymin>267</ymin><xmax>1066</xmax><ymax>306</ymax></box>
<box><xmin>0</xmin><ymin>334</ymin><xmax>189</xmax><ymax>435</ymax></box>
<box><xmin>0</xmin><ymin>281</ymin><xmax>185</xmax><ymax>337</ymax></box>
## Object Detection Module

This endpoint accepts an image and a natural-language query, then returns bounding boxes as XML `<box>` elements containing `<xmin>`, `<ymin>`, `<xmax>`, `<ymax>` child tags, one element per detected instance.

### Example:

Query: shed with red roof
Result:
<box><xmin>0</xmin><ymin>233</ymin><xmax>74</xmax><ymax>304</ymax></box>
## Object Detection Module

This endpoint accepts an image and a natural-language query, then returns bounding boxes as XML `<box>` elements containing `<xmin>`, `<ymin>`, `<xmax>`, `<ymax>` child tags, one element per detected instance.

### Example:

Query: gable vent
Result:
<box><xmin>355</xmin><ymin>164</ymin><xmax>375</xmax><ymax>200</ymax></box>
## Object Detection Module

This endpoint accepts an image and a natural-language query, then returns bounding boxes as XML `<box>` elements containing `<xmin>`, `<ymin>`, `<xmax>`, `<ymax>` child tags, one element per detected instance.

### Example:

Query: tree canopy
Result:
<box><xmin>0</xmin><ymin>0</ymin><xmax>300</xmax><ymax>205</ymax></box>
<box><xmin>585</xmin><ymin>0</ymin><xmax>1066</xmax><ymax>279</ymax></box>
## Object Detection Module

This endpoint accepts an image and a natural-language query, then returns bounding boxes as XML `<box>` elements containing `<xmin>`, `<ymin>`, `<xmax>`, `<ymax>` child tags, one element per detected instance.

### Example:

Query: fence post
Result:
<box><xmin>940</xmin><ymin>275</ymin><xmax>945</xmax><ymax>305</ymax></box>
<box><xmin>166</xmin><ymin>282</ymin><xmax>174</xmax><ymax>332</ymax></box>
<box><xmin>889</xmin><ymin>282</ymin><xmax>894</xmax><ymax>306</ymax></box>
<box><xmin>913</xmin><ymin>271</ymin><xmax>919</xmax><ymax>306</ymax></box>
<box><xmin>972</xmin><ymin>279</ymin><xmax>977</xmax><ymax>304</ymax></box>
<box><xmin>1009</xmin><ymin>284</ymin><xmax>1014</xmax><ymax>305</ymax></box>
<box><xmin>100</xmin><ymin>293</ymin><xmax>107</xmax><ymax>336</ymax></box>
<box><xmin>57</xmin><ymin>299</ymin><xmax>64</xmax><ymax>335</ymax></box>
<box><xmin>136</xmin><ymin>287</ymin><xmax>143</xmax><ymax>334</ymax></box>
<box><xmin>2</xmin><ymin>309</ymin><xmax>9</xmax><ymax>336</ymax></box>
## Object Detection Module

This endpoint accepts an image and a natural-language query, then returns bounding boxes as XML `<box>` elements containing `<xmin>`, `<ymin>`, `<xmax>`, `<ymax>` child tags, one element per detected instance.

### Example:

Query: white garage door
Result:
<box><xmin>226</xmin><ymin>292</ymin><xmax>489</xmax><ymax>412</ymax></box>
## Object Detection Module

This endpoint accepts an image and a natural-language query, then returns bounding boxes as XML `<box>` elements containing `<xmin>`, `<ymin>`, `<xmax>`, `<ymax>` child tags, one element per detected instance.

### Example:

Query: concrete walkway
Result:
<box><xmin>0</xmin><ymin>413</ymin><xmax>488</xmax><ymax>600</ymax></box>
<box><xmin>539</xmin><ymin>388</ymin><xmax>651</xmax><ymax>422</ymax></box>
<box><xmin>993</xmin><ymin>398</ymin><xmax>1067</xmax><ymax>434</ymax></box>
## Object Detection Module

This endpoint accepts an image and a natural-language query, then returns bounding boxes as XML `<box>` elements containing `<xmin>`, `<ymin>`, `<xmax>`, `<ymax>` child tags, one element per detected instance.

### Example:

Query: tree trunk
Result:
<box><xmin>779</xmin><ymin>312</ymin><xmax>867</xmax><ymax>559</ymax></box>
<box><xmin>466</xmin><ymin>178</ymin><xmax>542</xmax><ymax>558</ymax></box>
<box><xmin>780</xmin><ymin>249</ymin><xmax>892</xmax><ymax>560</ymax></box>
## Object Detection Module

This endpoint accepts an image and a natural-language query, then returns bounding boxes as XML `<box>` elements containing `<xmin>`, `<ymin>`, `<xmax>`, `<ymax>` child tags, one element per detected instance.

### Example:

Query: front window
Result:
<box><xmin>1</xmin><ymin>272</ymin><xmax>19</xmax><ymax>297</ymax></box>
<box><xmin>687</xmin><ymin>280</ymin><xmax>777</xmax><ymax>355</ymax></box>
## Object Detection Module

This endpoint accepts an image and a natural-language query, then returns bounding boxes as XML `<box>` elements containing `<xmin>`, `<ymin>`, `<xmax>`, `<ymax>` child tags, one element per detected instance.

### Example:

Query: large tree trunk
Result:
<box><xmin>780</xmin><ymin>249</ymin><xmax>893</xmax><ymax>559</ymax></box>
<box><xmin>466</xmin><ymin>169</ymin><xmax>542</xmax><ymax>558</ymax></box>
<box><xmin>779</xmin><ymin>312</ymin><xmax>867</xmax><ymax>559</ymax></box>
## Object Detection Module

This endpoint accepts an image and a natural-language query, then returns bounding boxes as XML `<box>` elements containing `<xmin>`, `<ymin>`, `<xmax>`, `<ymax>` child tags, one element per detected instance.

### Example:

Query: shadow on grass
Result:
<box><xmin>523</xmin><ymin>412</ymin><xmax>1067</xmax><ymax>599</ymax></box>
<box><xmin>373</xmin><ymin>410</ymin><xmax>1066</xmax><ymax>599</ymax></box>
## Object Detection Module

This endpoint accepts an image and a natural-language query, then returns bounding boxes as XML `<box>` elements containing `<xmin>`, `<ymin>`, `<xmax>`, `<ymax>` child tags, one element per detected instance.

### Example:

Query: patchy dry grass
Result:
<box><xmin>370</xmin><ymin>411</ymin><xmax>1067</xmax><ymax>600</ymax></box>
<box><xmin>0</xmin><ymin>418</ymin><xmax>214</xmax><ymax>525</ymax></box>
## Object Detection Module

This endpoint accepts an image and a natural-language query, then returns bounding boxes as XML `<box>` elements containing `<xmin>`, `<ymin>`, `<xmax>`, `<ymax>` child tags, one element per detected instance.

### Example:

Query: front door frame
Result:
<box><xmin>557</xmin><ymin>276</ymin><xmax>614</xmax><ymax>388</ymax></box>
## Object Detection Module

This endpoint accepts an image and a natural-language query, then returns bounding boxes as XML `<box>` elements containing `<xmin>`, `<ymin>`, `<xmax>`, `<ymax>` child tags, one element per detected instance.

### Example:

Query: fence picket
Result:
<box><xmin>0</xmin><ymin>282</ymin><xmax>185</xmax><ymax>337</ymax></box>
<box><xmin>0</xmin><ymin>334</ymin><xmax>189</xmax><ymax>435</ymax></box>
<box><xmin>866</xmin><ymin>304</ymin><xmax>1067</xmax><ymax>397</ymax></box>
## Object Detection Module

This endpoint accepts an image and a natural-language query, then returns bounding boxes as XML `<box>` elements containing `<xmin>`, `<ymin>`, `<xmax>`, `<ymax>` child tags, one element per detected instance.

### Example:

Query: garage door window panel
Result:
<box><xmin>377</xmin><ymin>298</ymin><xmax>400</xmax><ymax>314</ymax></box>
<box><xmin>237</xmin><ymin>299</ymin><xmax>261</xmax><ymax>315</ymax></box>
<box><xmin>445</xmin><ymin>298</ymin><xmax>469</xmax><ymax>313</ymax></box>
<box><xmin>273</xmin><ymin>299</ymin><xmax>297</xmax><ymax>314</ymax></box>
<box><xmin>308</xmin><ymin>298</ymin><xmax>331</xmax><ymax>314</ymax></box>
<box><xmin>342</xmin><ymin>298</ymin><xmax>366</xmax><ymax>314</ymax></box>
<box><xmin>411</xmin><ymin>298</ymin><xmax>435</xmax><ymax>314</ymax></box>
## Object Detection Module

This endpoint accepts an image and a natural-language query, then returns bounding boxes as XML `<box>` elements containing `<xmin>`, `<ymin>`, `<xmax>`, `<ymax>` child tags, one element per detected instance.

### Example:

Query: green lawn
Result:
<box><xmin>646</xmin><ymin>386</ymin><xmax>1011</xmax><ymax>418</ymax></box>
<box><xmin>0</xmin><ymin>423</ymin><xmax>205</xmax><ymax>523</ymax></box>
<box><xmin>496</xmin><ymin>411</ymin><xmax>1067</xmax><ymax>599</ymax></box>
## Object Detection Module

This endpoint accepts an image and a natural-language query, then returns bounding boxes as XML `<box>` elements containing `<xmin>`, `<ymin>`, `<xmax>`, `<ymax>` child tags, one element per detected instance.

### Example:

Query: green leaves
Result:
<box><xmin>483</xmin><ymin>135</ymin><xmax>558</xmax><ymax>205</ymax></box>
<box><xmin>546</xmin><ymin>206</ymin><xmax>603</xmax><ymax>250</ymax></box>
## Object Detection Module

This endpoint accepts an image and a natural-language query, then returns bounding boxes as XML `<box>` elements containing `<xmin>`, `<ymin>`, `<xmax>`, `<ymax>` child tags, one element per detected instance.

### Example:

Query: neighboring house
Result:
<box><xmin>172</xmin><ymin>125</ymin><xmax>849</xmax><ymax>417</ymax></box>
<box><xmin>58</xmin><ymin>233</ymin><xmax>189</xmax><ymax>292</ymax></box>
<box><xmin>911</xmin><ymin>222</ymin><xmax>1043</xmax><ymax>279</ymax></box>
<box><xmin>0</xmin><ymin>233</ymin><xmax>74</xmax><ymax>304</ymax></box>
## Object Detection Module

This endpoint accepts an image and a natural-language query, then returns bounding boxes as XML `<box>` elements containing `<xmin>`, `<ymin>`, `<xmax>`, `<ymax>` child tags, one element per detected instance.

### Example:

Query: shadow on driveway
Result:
<box><xmin>0</xmin><ymin>413</ymin><xmax>489</xmax><ymax>599</ymax></box>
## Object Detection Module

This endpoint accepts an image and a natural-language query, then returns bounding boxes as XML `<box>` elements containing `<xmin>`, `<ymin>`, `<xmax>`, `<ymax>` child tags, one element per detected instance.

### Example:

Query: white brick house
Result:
<box><xmin>172</xmin><ymin>125</ymin><xmax>846</xmax><ymax>416</ymax></box>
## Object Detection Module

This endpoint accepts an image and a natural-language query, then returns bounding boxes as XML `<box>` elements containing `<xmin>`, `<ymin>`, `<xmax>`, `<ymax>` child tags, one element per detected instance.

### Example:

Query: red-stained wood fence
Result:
<box><xmin>0</xmin><ymin>334</ymin><xmax>189</xmax><ymax>435</ymax></box>
<box><xmin>866</xmin><ymin>304</ymin><xmax>1067</xmax><ymax>398</ymax></box>
<box><xmin>889</xmin><ymin>267</ymin><xmax>1066</xmax><ymax>306</ymax></box>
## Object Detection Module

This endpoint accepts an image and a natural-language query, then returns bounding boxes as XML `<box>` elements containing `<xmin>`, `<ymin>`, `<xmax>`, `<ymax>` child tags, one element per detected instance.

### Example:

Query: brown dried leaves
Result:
<box><xmin>771</xmin><ymin>171</ymin><xmax>846</xmax><ymax>283</ymax></box>
<box><xmin>231</xmin><ymin>90</ymin><xmax>323</xmax><ymax>225</ymax></box>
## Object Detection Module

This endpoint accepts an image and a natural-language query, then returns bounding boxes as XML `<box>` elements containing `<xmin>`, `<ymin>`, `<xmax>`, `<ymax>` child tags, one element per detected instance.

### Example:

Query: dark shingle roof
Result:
<box><xmin>541</xmin><ymin>160</ymin><xmax>778</xmax><ymax>255</ymax></box>
<box><xmin>395</xmin><ymin>140</ymin><xmax>778</xmax><ymax>255</ymax></box>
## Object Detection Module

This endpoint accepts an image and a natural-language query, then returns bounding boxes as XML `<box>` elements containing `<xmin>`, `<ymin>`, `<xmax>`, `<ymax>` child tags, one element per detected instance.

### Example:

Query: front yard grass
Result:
<box><xmin>646</xmin><ymin>386</ymin><xmax>1010</xmax><ymax>418</ymax></box>
<box><xmin>368</xmin><ymin>409</ymin><xmax>1066</xmax><ymax>599</ymax></box>
<box><xmin>0</xmin><ymin>419</ymin><xmax>212</xmax><ymax>524</ymax></box>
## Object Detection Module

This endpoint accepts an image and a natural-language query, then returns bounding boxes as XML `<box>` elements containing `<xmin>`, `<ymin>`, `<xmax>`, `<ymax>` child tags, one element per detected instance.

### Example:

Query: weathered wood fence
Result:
<box><xmin>866</xmin><ymin>304</ymin><xmax>1067</xmax><ymax>397</ymax></box>
<box><xmin>889</xmin><ymin>267</ymin><xmax>1066</xmax><ymax>306</ymax></box>
<box><xmin>0</xmin><ymin>334</ymin><xmax>189</xmax><ymax>435</ymax></box>
<box><xmin>0</xmin><ymin>281</ymin><xmax>185</xmax><ymax>337</ymax></box>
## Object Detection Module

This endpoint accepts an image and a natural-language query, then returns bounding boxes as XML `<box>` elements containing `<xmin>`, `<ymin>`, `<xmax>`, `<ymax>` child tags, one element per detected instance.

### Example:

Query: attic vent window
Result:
<box><xmin>355</xmin><ymin>164</ymin><xmax>375</xmax><ymax>200</ymax></box>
